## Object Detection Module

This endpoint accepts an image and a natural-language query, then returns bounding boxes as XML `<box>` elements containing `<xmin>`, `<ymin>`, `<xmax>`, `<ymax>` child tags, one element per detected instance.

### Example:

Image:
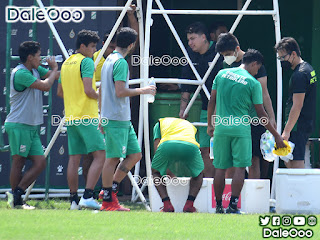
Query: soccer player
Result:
<box><xmin>207</xmin><ymin>49</ymin><xmax>285</xmax><ymax>213</ymax></box>
<box><xmin>215</xmin><ymin>33</ymin><xmax>276</xmax><ymax>179</ymax></box>
<box><xmin>99</xmin><ymin>27</ymin><xmax>156</xmax><ymax>211</ymax></box>
<box><xmin>5</xmin><ymin>41</ymin><xmax>59</xmax><ymax>209</ymax></box>
<box><xmin>275</xmin><ymin>37</ymin><xmax>317</xmax><ymax>168</ymax></box>
<box><xmin>180</xmin><ymin>22</ymin><xmax>223</xmax><ymax>178</ymax></box>
<box><xmin>152</xmin><ymin>117</ymin><xmax>204</xmax><ymax>212</ymax></box>
<box><xmin>58</xmin><ymin>30</ymin><xmax>106</xmax><ymax>210</ymax></box>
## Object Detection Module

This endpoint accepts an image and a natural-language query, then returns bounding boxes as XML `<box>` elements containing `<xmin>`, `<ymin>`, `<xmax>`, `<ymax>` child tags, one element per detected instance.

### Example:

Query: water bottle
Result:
<box><xmin>260</xmin><ymin>130</ymin><xmax>275</xmax><ymax>162</ymax></box>
<box><xmin>147</xmin><ymin>77</ymin><xmax>156</xmax><ymax>103</ymax></box>
<box><xmin>41</xmin><ymin>55</ymin><xmax>64</xmax><ymax>65</ymax></box>
<box><xmin>210</xmin><ymin>137</ymin><xmax>214</xmax><ymax>159</ymax></box>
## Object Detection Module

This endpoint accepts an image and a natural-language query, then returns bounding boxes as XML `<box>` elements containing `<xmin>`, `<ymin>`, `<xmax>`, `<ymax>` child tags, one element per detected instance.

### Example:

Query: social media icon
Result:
<box><xmin>282</xmin><ymin>216</ymin><xmax>291</xmax><ymax>226</ymax></box>
<box><xmin>308</xmin><ymin>216</ymin><xmax>317</xmax><ymax>226</ymax></box>
<box><xmin>293</xmin><ymin>216</ymin><xmax>306</xmax><ymax>226</ymax></box>
<box><xmin>272</xmin><ymin>216</ymin><xmax>281</xmax><ymax>226</ymax></box>
<box><xmin>259</xmin><ymin>216</ymin><xmax>270</xmax><ymax>226</ymax></box>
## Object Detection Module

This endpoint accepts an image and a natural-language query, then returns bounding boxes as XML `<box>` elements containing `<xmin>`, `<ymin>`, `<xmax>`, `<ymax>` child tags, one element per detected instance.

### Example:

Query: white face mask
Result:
<box><xmin>224</xmin><ymin>55</ymin><xmax>237</xmax><ymax>65</ymax></box>
<box><xmin>224</xmin><ymin>50</ymin><xmax>238</xmax><ymax>65</ymax></box>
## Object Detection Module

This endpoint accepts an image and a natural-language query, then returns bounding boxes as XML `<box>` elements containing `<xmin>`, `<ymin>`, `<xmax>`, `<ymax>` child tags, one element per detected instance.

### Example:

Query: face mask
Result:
<box><xmin>224</xmin><ymin>55</ymin><xmax>237</xmax><ymax>65</ymax></box>
<box><xmin>281</xmin><ymin>60</ymin><xmax>292</xmax><ymax>69</ymax></box>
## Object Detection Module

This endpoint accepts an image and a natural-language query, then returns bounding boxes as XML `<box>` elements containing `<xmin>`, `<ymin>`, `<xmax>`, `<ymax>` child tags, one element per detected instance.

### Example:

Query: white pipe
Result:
<box><xmin>94</xmin><ymin>0</ymin><xmax>133</xmax><ymax>68</ymax></box>
<box><xmin>192</xmin><ymin>122</ymin><xmax>208</xmax><ymax>127</ymax></box>
<box><xmin>271</xmin><ymin>0</ymin><xmax>282</xmax><ymax>202</ymax></box>
<box><xmin>59</xmin><ymin>6</ymin><xmax>136</xmax><ymax>11</ymax></box>
<box><xmin>132</xmin><ymin>0</ymin><xmax>145</xmax><ymax>201</ymax></box>
<box><xmin>24</xmin><ymin>117</ymin><xmax>65</xmax><ymax>201</ymax></box>
<box><xmin>152</xmin><ymin>10</ymin><xmax>277</xmax><ymax>15</ymax></box>
<box><xmin>132</xmin><ymin>181</ymin><xmax>148</xmax><ymax>202</ymax></box>
<box><xmin>143</xmin><ymin>0</ymin><xmax>154</xmax><ymax>210</ymax></box>
<box><xmin>36</xmin><ymin>0</ymin><xmax>69</xmax><ymax>58</ymax></box>
<box><xmin>183</xmin><ymin>0</ymin><xmax>252</xmax><ymax>117</ymax></box>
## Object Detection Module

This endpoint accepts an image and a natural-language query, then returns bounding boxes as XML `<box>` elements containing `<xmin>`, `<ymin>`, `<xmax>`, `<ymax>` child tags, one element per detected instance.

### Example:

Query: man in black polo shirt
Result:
<box><xmin>179</xmin><ymin>22</ymin><xmax>223</xmax><ymax>178</ymax></box>
<box><xmin>275</xmin><ymin>37</ymin><xmax>317</xmax><ymax>168</ymax></box>
<box><xmin>215</xmin><ymin>33</ymin><xmax>276</xmax><ymax>179</ymax></box>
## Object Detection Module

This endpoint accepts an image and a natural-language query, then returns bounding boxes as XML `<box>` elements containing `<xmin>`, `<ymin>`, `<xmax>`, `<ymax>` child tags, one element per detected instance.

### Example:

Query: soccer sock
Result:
<box><xmin>70</xmin><ymin>192</ymin><xmax>79</xmax><ymax>204</ymax></box>
<box><xmin>162</xmin><ymin>197</ymin><xmax>170</xmax><ymax>202</ymax></box>
<box><xmin>13</xmin><ymin>187</ymin><xmax>24</xmax><ymax>206</ymax></box>
<box><xmin>83</xmin><ymin>189</ymin><xmax>94</xmax><ymax>199</ymax></box>
<box><xmin>229</xmin><ymin>196</ymin><xmax>239</xmax><ymax>209</ymax></box>
<box><xmin>112</xmin><ymin>181</ymin><xmax>120</xmax><ymax>193</ymax></box>
<box><xmin>216</xmin><ymin>199</ymin><xmax>222</xmax><ymax>207</ymax></box>
<box><xmin>102</xmin><ymin>187</ymin><xmax>113</xmax><ymax>202</ymax></box>
<box><xmin>187</xmin><ymin>195</ymin><xmax>196</xmax><ymax>202</ymax></box>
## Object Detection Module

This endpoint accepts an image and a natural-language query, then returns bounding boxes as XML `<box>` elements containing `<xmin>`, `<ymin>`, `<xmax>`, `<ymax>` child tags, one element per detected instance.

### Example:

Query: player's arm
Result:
<box><xmin>114</xmin><ymin>81</ymin><xmax>155</xmax><ymax>97</ymax></box>
<box><xmin>258</xmin><ymin>76</ymin><xmax>276</xmax><ymax>128</ymax></box>
<box><xmin>255</xmin><ymin>104</ymin><xmax>285</xmax><ymax>148</ymax></box>
<box><xmin>282</xmin><ymin>93</ymin><xmax>305</xmax><ymax>140</ymax></box>
<box><xmin>29</xmin><ymin>57</ymin><xmax>58</xmax><ymax>91</ymax></box>
<box><xmin>179</xmin><ymin>92</ymin><xmax>191</xmax><ymax>119</ymax></box>
<box><xmin>57</xmin><ymin>83</ymin><xmax>63</xmax><ymax>98</ymax></box>
<box><xmin>83</xmin><ymin>77</ymin><xmax>98</xmax><ymax>99</ymax></box>
<box><xmin>207</xmin><ymin>89</ymin><xmax>216</xmax><ymax>137</ymax></box>
<box><xmin>154</xmin><ymin>138</ymin><xmax>160</xmax><ymax>152</ymax></box>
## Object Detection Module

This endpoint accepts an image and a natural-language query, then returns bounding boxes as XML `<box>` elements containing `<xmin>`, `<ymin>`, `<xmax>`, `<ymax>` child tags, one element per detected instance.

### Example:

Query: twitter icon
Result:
<box><xmin>260</xmin><ymin>216</ymin><xmax>270</xmax><ymax>226</ymax></box>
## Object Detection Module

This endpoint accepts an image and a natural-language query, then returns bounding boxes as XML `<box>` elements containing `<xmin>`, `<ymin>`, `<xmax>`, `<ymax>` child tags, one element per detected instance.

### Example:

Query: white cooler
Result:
<box><xmin>276</xmin><ymin>168</ymin><xmax>320</xmax><ymax>214</ymax></box>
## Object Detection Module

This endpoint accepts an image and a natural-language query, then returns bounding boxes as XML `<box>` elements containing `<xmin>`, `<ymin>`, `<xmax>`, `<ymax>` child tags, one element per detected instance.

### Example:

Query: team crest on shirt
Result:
<box><xmin>20</xmin><ymin>145</ymin><xmax>26</xmax><ymax>153</ymax></box>
<box><xmin>122</xmin><ymin>146</ymin><xmax>126</xmax><ymax>154</ymax></box>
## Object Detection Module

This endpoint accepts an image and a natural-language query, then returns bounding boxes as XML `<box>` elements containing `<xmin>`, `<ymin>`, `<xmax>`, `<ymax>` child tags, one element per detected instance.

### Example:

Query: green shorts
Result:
<box><xmin>5</xmin><ymin>122</ymin><xmax>44</xmax><ymax>157</ymax></box>
<box><xmin>67</xmin><ymin>119</ymin><xmax>105</xmax><ymax>155</ymax></box>
<box><xmin>198</xmin><ymin>110</ymin><xmax>210</xmax><ymax>148</ymax></box>
<box><xmin>103</xmin><ymin>120</ymin><xmax>141</xmax><ymax>158</ymax></box>
<box><xmin>152</xmin><ymin>140</ymin><xmax>204</xmax><ymax>177</ymax></box>
<box><xmin>213</xmin><ymin>135</ymin><xmax>252</xmax><ymax>169</ymax></box>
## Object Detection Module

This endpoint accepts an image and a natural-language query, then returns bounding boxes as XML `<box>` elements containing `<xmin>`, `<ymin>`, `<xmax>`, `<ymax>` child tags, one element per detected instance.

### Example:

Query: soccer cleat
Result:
<box><xmin>111</xmin><ymin>192</ymin><xmax>130</xmax><ymax>211</ymax></box>
<box><xmin>6</xmin><ymin>191</ymin><xmax>14</xmax><ymax>209</ymax></box>
<box><xmin>183</xmin><ymin>200</ymin><xmax>196</xmax><ymax>213</ymax></box>
<box><xmin>100</xmin><ymin>201</ymin><xmax>130</xmax><ymax>211</ymax></box>
<box><xmin>79</xmin><ymin>196</ymin><xmax>101</xmax><ymax>210</ymax></box>
<box><xmin>160</xmin><ymin>200</ymin><xmax>175</xmax><ymax>212</ymax></box>
<box><xmin>70</xmin><ymin>201</ymin><xmax>80</xmax><ymax>210</ymax></box>
<box><xmin>20</xmin><ymin>203</ymin><xmax>35</xmax><ymax>210</ymax></box>
<box><xmin>226</xmin><ymin>206</ymin><xmax>241</xmax><ymax>214</ymax></box>
<box><xmin>215</xmin><ymin>205</ymin><xmax>225</xmax><ymax>214</ymax></box>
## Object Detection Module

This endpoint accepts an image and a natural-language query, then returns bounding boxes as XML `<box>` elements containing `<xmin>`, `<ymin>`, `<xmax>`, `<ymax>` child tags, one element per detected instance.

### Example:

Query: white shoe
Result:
<box><xmin>70</xmin><ymin>201</ymin><xmax>80</xmax><ymax>210</ymax></box>
<box><xmin>14</xmin><ymin>203</ymin><xmax>36</xmax><ymax>210</ymax></box>
<box><xmin>79</xmin><ymin>197</ymin><xmax>101</xmax><ymax>210</ymax></box>
<box><xmin>6</xmin><ymin>191</ymin><xmax>14</xmax><ymax>209</ymax></box>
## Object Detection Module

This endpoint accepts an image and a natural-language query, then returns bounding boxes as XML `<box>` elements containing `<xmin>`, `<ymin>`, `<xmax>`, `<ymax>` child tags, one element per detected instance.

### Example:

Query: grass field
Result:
<box><xmin>0</xmin><ymin>199</ymin><xmax>319</xmax><ymax>240</ymax></box>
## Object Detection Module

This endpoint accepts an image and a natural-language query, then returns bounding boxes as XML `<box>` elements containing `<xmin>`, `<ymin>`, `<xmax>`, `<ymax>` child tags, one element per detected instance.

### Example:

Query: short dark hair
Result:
<box><xmin>215</xmin><ymin>33</ymin><xmax>239</xmax><ymax>53</ymax></box>
<box><xmin>242</xmin><ymin>49</ymin><xmax>264</xmax><ymax>65</ymax></box>
<box><xmin>103</xmin><ymin>31</ymin><xmax>117</xmax><ymax>43</ymax></box>
<box><xmin>274</xmin><ymin>37</ymin><xmax>301</xmax><ymax>57</ymax></box>
<box><xmin>116</xmin><ymin>27</ymin><xmax>137</xmax><ymax>48</ymax></box>
<box><xmin>76</xmin><ymin>29</ymin><xmax>100</xmax><ymax>49</ymax></box>
<box><xmin>185</xmin><ymin>22</ymin><xmax>209</xmax><ymax>40</ymax></box>
<box><xmin>209</xmin><ymin>21</ymin><xmax>227</xmax><ymax>34</ymax></box>
<box><xmin>18</xmin><ymin>41</ymin><xmax>41</xmax><ymax>63</ymax></box>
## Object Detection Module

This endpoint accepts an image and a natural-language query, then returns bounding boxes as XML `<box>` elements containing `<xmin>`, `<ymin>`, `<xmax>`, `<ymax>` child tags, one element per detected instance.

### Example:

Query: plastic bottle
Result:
<box><xmin>147</xmin><ymin>77</ymin><xmax>156</xmax><ymax>103</ymax></box>
<box><xmin>260</xmin><ymin>130</ymin><xmax>275</xmax><ymax>162</ymax></box>
<box><xmin>41</xmin><ymin>55</ymin><xmax>64</xmax><ymax>65</ymax></box>
<box><xmin>210</xmin><ymin>137</ymin><xmax>214</xmax><ymax>159</ymax></box>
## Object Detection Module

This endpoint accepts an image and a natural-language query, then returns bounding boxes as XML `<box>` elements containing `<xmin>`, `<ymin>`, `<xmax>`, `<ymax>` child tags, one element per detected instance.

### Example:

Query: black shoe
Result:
<box><xmin>226</xmin><ymin>206</ymin><xmax>241</xmax><ymax>214</ymax></box>
<box><xmin>215</xmin><ymin>205</ymin><xmax>225</xmax><ymax>214</ymax></box>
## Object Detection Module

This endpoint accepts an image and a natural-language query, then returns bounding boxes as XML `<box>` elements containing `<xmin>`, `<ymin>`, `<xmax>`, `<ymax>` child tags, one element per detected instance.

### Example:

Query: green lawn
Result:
<box><xmin>0</xmin><ymin>200</ymin><xmax>319</xmax><ymax>240</ymax></box>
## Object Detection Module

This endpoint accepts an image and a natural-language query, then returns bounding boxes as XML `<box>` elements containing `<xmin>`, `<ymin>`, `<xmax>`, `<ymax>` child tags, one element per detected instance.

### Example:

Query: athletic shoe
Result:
<box><xmin>183</xmin><ymin>200</ymin><xmax>196</xmax><ymax>213</ymax></box>
<box><xmin>226</xmin><ymin>206</ymin><xmax>241</xmax><ymax>214</ymax></box>
<box><xmin>100</xmin><ymin>201</ymin><xmax>130</xmax><ymax>211</ymax></box>
<box><xmin>20</xmin><ymin>203</ymin><xmax>35</xmax><ymax>210</ymax></box>
<box><xmin>6</xmin><ymin>191</ymin><xmax>14</xmax><ymax>209</ymax></box>
<box><xmin>215</xmin><ymin>205</ymin><xmax>225</xmax><ymax>214</ymax></box>
<box><xmin>70</xmin><ymin>201</ymin><xmax>80</xmax><ymax>210</ymax></box>
<box><xmin>111</xmin><ymin>192</ymin><xmax>130</xmax><ymax>211</ymax></box>
<box><xmin>160</xmin><ymin>200</ymin><xmax>174</xmax><ymax>212</ymax></box>
<box><xmin>79</xmin><ymin>197</ymin><xmax>101</xmax><ymax>210</ymax></box>
<box><xmin>98</xmin><ymin>190</ymin><xmax>103</xmax><ymax>200</ymax></box>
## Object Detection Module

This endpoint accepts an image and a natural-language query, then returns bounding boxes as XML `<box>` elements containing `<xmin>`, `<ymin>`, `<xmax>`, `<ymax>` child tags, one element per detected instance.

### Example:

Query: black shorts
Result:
<box><xmin>251</xmin><ymin>124</ymin><xmax>266</xmax><ymax>159</ymax></box>
<box><xmin>289</xmin><ymin>131</ymin><xmax>310</xmax><ymax>161</ymax></box>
